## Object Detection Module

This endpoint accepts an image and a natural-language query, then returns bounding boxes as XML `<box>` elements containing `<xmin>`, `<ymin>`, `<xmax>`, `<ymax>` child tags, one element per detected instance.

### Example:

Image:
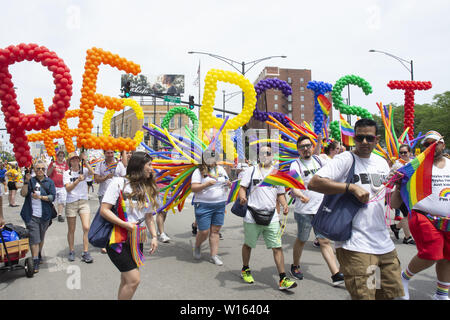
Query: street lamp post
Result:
<box><xmin>369</xmin><ymin>49</ymin><xmax>414</xmax><ymax>80</ymax></box>
<box><xmin>188</xmin><ymin>51</ymin><xmax>286</xmax><ymax>108</ymax></box>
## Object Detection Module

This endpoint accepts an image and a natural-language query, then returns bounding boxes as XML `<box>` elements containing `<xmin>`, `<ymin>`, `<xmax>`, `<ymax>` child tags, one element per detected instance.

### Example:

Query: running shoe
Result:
<box><xmin>210</xmin><ymin>255</ymin><xmax>223</xmax><ymax>266</ymax></box>
<box><xmin>331</xmin><ymin>272</ymin><xmax>345</xmax><ymax>287</ymax></box>
<box><xmin>81</xmin><ymin>251</ymin><xmax>93</xmax><ymax>263</ymax></box>
<box><xmin>159</xmin><ymin>232</ymin><xmax>171</xmax><ymax>243</ymax></box>
<box><xmin>193</xmin><ymin>246</ymin><xmax>201</xmax><ymax>260</ymax></box>
<box><xmin>403</xmin><ymin>237</ymin><xmax>416</xmax><ymax>245</ymax></box>
<box><xmin>241</xmin><ymin>268</ymin><xmax>254</xmax><ymax>284</ymax></box>
<box><xmin>68</xmin><ymin>250</ymin><xmax>75</xmax><ymax>262</ymax></box>
<box><xmin>290</xmin><ymin>264</ymin><xmax>304</xmax><ymax>280</ymax></box>
<box><xmin>279</xmin><ymin>277</ymin><xmax>297</xmax><ymax>290</ymax></box>
<box><xmin>390</xmin><ymin>224</ymin><xmax>400</xmax><ymax>240</ymax></box>
<box><xmin>313</xmin><ymin>239</ymin><xmax>320</xmax><ymax>248</ymax></box>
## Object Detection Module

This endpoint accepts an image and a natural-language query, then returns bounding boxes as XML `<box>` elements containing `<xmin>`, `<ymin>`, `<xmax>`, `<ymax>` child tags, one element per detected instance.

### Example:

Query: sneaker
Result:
<box><xmin>290</xmin><ymin>264</ymin><xmax>304</xmax><ymax>280</ymax></box>
<box><xmin>403</xmin><ymin>237</ymin><xmax>416</xmax><ymax>245</ymax></box>
<box><xmin>241</xmin><ymin>268</ymin><xmax>254</xmax><ymax>284</ymax></box>
<box><xmin>210</xmin><ymin>255</ymin><xmax>223</xmax><ymax>266</ymax></box>
<box><xmin>279</xmin><ymin>277</ymin><xmax>297</xmax><ymax>290</ymax></box>
<box><xmin>68</xmin><ymin>250</ymin><xmax>75</xmax><ymax>262</ymax></box>
<box><xmin>193</xmin><ymin>246</ymin><xmax>201</xmax><ymax>260</ymax></box>
<box><xmin>313</xmin><ymin>239</ymin><xmax>320</xmax><ymax>248</ymax></box>
<box><xmin>191</xmin><ymin>223</ymin><xmax>197</xmax><ymax>235</ymax></box>
<box><xmin>158</xmin><ymin>232</ymin><xmax>171</xmax><ymax>243</ymax></box>
<box><xmin>390</xmin><ymin>224</ymin><xmax>400</xmax><ymax>240</ymax></box>
<box><xmin>58</xmin><ymin>215</ymin><xmax>65</xmax><ymax>222</ymax></box>
<box><xmin>219</xmin><ymin>233</ymin><xmax>223</xmax><ymax>240</ymax></box>
<box><xmin>81</xmin><ymin>251</ymin><xmax>93</xmax><ymax>263</ymax></box>
<box><xmin>331</xmin><ymin>272</ymin><xmax>345</xmax><ymax>287</ymax></box>
<box><xmin>33</xmin><ymin>258</ymin><xmax>40</xmax><ymax>273</ymax></box>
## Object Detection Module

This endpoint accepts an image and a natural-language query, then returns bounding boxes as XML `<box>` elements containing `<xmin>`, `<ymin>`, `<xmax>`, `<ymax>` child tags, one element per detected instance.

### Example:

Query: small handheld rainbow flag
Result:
<box><xmin>317</xmin><ymin>94</ymin><xmax>332</xmax><ymax>117</ymax></box>
<box><xmin>397</xmin><ymin>142</ymin><xmax>436</xmax><ymax>212</ymax></box>
<box><xmin>340</xmin><ymin>114</ymin><xmax>355</xmax><ymax>146</ymax></box>
<box><xmin>260</xmin><ymin>170</ymin><xmax>306</xmax><ymax>190</ymax></box>
<box><xmin>109</xmin><ymin>192</ymin><xmax>128</xmax><ymax>248</ymax></box>
<box><xmin>227</xmin><ymin>180</ymin><xmax>241</xmax><ymax>204</ymax></box>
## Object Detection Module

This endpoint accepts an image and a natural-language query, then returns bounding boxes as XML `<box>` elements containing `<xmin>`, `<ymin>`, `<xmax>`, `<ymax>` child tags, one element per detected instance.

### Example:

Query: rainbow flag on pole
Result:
<box><xmin>260</xmin><ymin>170</ymin><xmax>306</xmax><ymax>190</ymax></box>
<box><xmin>397</xmin><ymin>142</ymin><xmax>436</xmax><ymax>212</ymax></box>
<box><xmin>340</xmin><ymin>114</ymin><xmax>355</xmax><ymax>146</ymax></box>
<box><xmin>317</xmin><ymin>94</ymin><xmax>332</xmax><ymax>117</ymax></box>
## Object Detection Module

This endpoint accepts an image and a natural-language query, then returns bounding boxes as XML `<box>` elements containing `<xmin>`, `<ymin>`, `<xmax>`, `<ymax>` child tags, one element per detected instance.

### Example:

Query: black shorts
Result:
<box><xmin>0</xmin><ymin>177</ymin><xmax>5</xmax><ymax>183</ymax></box>
<box><xmin>106</xmin><ymin>242</ymin><xmax>144</xmax><ymax>272</ymax></box>
<box><xmin>7</xmin><ymin>181</ymin><xmax>17</xmax><ymax>191</ymax></box>
<box><xmin>87</xmin><ymin>181</ymin><xmax>93</xmax><ymax>187</ymax></box>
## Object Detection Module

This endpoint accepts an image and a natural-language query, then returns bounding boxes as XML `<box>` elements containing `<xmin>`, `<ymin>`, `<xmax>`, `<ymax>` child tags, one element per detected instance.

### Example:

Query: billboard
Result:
<box><xmin>121</xmin><ymin>74</ymin><xmax>185</xmax><ymax>96</ymax></box>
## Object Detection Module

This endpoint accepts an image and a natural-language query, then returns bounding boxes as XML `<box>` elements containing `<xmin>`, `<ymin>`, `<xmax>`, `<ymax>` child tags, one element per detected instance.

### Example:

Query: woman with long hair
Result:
<box><xmin>100</xmin><ymin>151</ymin><xmax>158</xmax><ymax>300</ymax></box>
<box><xmin>191</xmin><ymin>149</ymin><xmax>231</xmax><ymax>266</ymax></box>
<box><xmin>63</xmin><ymin>151</ymin><xmax>95</xmax><ymax>263</ymax></box>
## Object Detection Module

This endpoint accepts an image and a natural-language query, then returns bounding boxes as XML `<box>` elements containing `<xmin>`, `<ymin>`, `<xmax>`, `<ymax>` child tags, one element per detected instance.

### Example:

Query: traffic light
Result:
<box><xmin>188</xmin><ymin>95</ymin><xmax>195</xmax><ymax>110</ymax></box>
<box><xmin>123</xmin><ymin>81</ymin><xmax>131</xmax><ymax>97</ymax></box>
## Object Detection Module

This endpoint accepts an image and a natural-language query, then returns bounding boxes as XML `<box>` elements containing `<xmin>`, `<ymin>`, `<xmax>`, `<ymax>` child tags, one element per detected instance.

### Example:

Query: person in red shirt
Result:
<box><xmin>47</xmin><ymin>150</ymin><xmax>68</xmax><ymax>222</ymax></box>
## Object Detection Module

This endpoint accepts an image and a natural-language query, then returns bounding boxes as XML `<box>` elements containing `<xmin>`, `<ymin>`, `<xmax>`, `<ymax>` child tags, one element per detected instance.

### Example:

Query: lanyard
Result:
<box><xmin>298</xmin><ymin>157</ymin><xmax>318</xmax><ymax>173</ymax></box>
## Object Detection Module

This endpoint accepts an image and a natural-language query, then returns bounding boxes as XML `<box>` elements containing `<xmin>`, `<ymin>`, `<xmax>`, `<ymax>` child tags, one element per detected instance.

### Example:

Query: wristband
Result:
<box><xmin>345</xmin><ymin>183</ymin><xmax>350</xmax><ymax>193</ymax></box>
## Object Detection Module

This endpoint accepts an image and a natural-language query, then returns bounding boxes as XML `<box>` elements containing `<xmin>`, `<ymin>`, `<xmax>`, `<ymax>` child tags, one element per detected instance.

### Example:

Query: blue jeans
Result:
<box><xmin>194</xmin><ymin>202</ymin><xmax>226</xmax><ymax>231</ymax></box>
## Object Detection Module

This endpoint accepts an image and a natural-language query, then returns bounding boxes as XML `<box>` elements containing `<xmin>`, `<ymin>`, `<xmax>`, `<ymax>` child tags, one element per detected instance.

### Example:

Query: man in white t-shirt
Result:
<box><xmin>238</xmin><ymin>145</ymin><xmax>297</xmax><ymax>290</ymax></box>
<box><xmin>309</xmin><ymin>118</ymin><xmax>404</xmax><ymax>300</ymax></box>
<box><xmin>94</xmin><ymin>150</ymin><xmax>119</xmax><ymax>205</ymax></box>
<box><xmin>391</xmin><ymin>131</ymin><xmax>450</xmax><ymax>300</ymax></box>
<box><xmin>289</xmin><ymin>135</ymin><xmax>344</xmax><ymax>287</ymax></box>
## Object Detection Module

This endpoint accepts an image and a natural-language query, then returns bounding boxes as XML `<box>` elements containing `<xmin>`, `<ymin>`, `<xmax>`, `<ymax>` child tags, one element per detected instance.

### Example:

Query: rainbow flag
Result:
<box><xmin>227</xmin><ymin>180</ymin><xmax>240</xmax><ymax>204</ymax></box>
<box><xmin>397</xmin><ymin>142</ymin><xmax>436</xmax><ymax>212</ymax></box>
<box><xmin>260</xmin><ymin>170</ymin><xmax>305</xmax><ymax>190</ymax></box>
<box><xmin>317</xmin><ymin>94</ymin><xmax>332</xmax><ymax>117</ymax></box>
<box><xmin>340</xmin><ymin>114</ymin><xmax>355</xmax><ymax>146</ymax></box>
<box><xmin>109</xmin><ymin>192</ymin><xmax>128</xmax><ymax>247</ymax></box>
<box><xmin>106</xmin><ymin>161</ymin><xmax>118</xmax><ymax>173</ymax></box>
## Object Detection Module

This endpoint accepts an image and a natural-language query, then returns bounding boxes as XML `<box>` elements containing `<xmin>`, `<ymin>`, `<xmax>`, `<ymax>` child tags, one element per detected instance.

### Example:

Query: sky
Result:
<box><xmin>1</xmin><ymin>0</ymin><xmax>450</xmax><ymax>153</ymax></box>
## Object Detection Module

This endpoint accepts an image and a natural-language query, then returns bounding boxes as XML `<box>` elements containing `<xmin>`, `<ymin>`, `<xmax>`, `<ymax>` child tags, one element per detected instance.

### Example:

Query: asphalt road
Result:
<box><xmin>0</xmin><ymin>185</ymin><xmax>437</xmax><ymax>301</ymax></box>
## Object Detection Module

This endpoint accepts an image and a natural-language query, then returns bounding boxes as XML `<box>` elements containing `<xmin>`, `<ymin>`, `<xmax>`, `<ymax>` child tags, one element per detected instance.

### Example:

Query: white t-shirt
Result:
<box><xmin>191</xmin><ymin>166</ymin><xmax>229</xmax><ymax>203</ymax></box>
<box><xmin>115</xmin><ymin>161</ymin><xmax>127</xmax><ymax>177</ymax></box>
<box><xmin>95</xmin><ymin>161</ymin><xmax>121</xmax><ymax>196</ymax></box>
<box><xmin>240</xmin><ymin>166</ymin><xmax>285</xmax><ymax>224</ymax></box>
<box><xmin>290</xmin><ymin>156</ymin><xmax>327</xmax><ymax>215</ymax></box>
<box><xmin>102</xmin><ymin>177</ymin><xmax>153</xmax><ymax>223</ymax></box>
<box><xmin>31</xmin><ymin>181</ymin><xmax>42</xmax><ymax>218</ymax></box>
<box><xmin>413</xmin><ymin>157</ymin><xmax>450</xmax><ymax>217</ymax></box>
<box><xmin>315</xmin><ymin>151</ymin><xmax>394</xmax><ymax>255</ymax></box>
<box><xmin>63</xmin><ymin>168</ymin><xmax>90</xmax><ymax>203</ymax></box>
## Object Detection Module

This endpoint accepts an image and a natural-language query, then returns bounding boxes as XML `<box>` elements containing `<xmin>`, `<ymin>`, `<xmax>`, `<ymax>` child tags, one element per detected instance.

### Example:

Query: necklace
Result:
<box><xmin>298</xmin><ymin>157</ymin><xmax>318</xmax><ymax>173</ymax></box>
<box><xmin>207</xmin><ymin>166</ymin><xmax>219</xmax><ymax>180</ymax></box>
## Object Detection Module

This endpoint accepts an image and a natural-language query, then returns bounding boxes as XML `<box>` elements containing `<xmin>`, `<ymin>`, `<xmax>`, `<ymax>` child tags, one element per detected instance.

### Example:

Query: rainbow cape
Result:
<box><xmin>106</xmin><ymin>161</ymin><xmax>118</xmax><ymax>173</ymax></box>
<box><xmin>340</xmin><ymin>114</ymin><xmax>355</xmax><ymax>146</ymax></box>
<box><xmin>260</xmin><ymin>170</ymin><xmax>306</xmax><ymax>190</ymax></box>
<box><xmin>227</xmin><ymin>180</ymin><xmax>240</xmax><ymax>204</ymax></box>
<box><xmin>397</xmin><ymin>142</ymin><xmax>436</xmax><ymax>212</ymax></box>
<box><xmin>317</xmin><ymin>94</ymin><xmax>332</xmax><ymax>117</ymax></box>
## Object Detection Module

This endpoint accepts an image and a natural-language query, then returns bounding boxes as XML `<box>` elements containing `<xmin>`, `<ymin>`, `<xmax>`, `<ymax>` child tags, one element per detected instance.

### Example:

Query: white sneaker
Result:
<box><xmin>210</xmin><ymin>255</ymin><xmax>223</xmax><ymax>266</ymax></box>
<box><xmin>432</xmin><ymin>294</ymin><xmax>449</xmax><ymax>300</ymax></box>
<box><xmin>158</xmin><ymin>233</ymin><xmax>170</xmax><ymax>243</ymax></box>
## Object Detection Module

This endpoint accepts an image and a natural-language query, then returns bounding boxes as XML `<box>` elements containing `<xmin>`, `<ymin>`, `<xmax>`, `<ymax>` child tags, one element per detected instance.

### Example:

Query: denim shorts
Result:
<box><xmin>294</xmin><ymin>212</ymin><xmax>325</xmax><ymax>242</ymax></box>
<box><xmin>26</xmin><ymin>216</ymin><xmax>50</xmax><ymax>245</ymax></box>
<box><xmin>194</xmin><ymin>201</ymin><xmax>226</xmax><ymax>231</ymax></box>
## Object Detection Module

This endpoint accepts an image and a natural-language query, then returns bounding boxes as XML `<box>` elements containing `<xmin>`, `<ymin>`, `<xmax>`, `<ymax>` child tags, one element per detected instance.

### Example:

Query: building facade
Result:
<box><xmin>110</xmin><ymin>98</ymin><xmax>192</xmax><ymax>149</ymax></box>
<box><xmin>248</xmin><ymin>66</ymin><xmax>332</xmax><ymax>130</ymax></box>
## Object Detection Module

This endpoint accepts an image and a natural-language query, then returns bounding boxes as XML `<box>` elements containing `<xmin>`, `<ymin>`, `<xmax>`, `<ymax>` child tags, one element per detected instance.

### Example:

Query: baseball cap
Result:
<box><xmin>421</xmin><ymin>131</ymin><xmax>444</xmax><ymax>145</ymax></box>
<box><xmin>67</xmin><ymin>151</ymin><xmax>80</xmax><ymax>160</ymax></box>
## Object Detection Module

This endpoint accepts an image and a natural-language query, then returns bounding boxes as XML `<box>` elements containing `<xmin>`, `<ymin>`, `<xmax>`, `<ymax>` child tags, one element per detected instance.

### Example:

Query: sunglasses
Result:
<box><xmin>423</xmin><ymin>140</ymin><xmax>439</xmax><ymax>148</ymax></box>
<box><xmin>354</xmin><ymin>135</ymin><xmax>376</xmax><ymax>143</ymax></box>
<box><xmin>399</xmin><ymin>151</ymin><xmax>409</xmax><ymax>155</ymax></box>
<box><xmin>298</xmin><ymin>144</ymin><xmax>312</xmax><ymax>150</ymax></box>
<box><xmin>35</xmin><ymin>167</ymin><xmax>45</xmax><ymax>171</ymax></box>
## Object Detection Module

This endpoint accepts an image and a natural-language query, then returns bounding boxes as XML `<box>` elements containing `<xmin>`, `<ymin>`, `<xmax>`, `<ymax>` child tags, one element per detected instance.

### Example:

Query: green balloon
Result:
<box><xmin>332</xmin><ymin>74</ymin><xmax>373</xmax><ymax>119</ymax></box>
<box><xmin>161</xmin><ymin>107</ymin><xmax>199</xmax><ymax>137</ymax></box>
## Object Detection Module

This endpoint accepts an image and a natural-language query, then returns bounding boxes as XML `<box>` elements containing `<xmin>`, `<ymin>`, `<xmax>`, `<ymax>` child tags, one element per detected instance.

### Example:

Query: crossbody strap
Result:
<box><xmin>246</xmin><ymin>167</ymin><xmax>256</xmax><ymax>197</ymax></box>
<box><xmin>346</xmin><ymin>153</ymin><xmax>356</xmax><ymax>183</ymax></box>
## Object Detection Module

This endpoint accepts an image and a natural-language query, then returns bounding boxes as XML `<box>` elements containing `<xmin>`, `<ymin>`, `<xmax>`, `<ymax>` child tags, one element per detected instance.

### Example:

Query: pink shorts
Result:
<box><xmin>409</xmin><ymin>211</ymin><xmax>450</xmax><ymax>261</ymax></box>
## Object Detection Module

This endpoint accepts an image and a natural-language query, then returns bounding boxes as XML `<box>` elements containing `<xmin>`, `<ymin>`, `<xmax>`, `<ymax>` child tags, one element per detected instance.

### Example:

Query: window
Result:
<box><xmin>301</xmin><ymin>113</ymin><xmax>305</xmax><ymax>120</ymax></box>
<box><xmin>288</xmin><ymin>104</ymin><xmax>292</xmax><ymax>111</ymax></box>
<box><xmin>274</xmin><ymin>104</ymin><xmax>278</xmax><ymax>110</ymax></box>
<box><xmin>300</xmin><ymin>77</ymin><xmax>304</xmax><ymax>82</ymax></box>
<box><xmin>170</xmin><ymin>117</ymin><xmax>175</xmax><ymax>129</ymax></box>
<box><xmin>274</xmin><ymin>94</ymin><xmax>278</xmax><ymax>101</ymax></box>
<box><xmin>144</xmin><ymin>116</ymin><xmax>149</xmax><ymax>127</ymax></box>
<box><xmin>178</xmin><ymin>116</ymin><xmax>182</xmax><ymax>127</ymax></box>
<box><xmin>300</xmin><ymin>87</ymin><xmax>304</xmax><ymax>91</ymax></box>
<box><xmin>288</xmin><ymin>113</ymin><xmax>292</xmax><ymax>119</ymax></box>
<box><xmin>301</xmin><ymin>104</ymin><xmax>305</xmax><ymax>111</ymax></box>
<box><xmin>287</xmin><ymin>77</ymin><xmax>292</xmax><ymax>83</ymax></box>
<box><xmin>300</xmin><ymin>96</ymin><xmax>304</xmax><ymax>102</ymax></box>
<box><xmin>288</xmin><ymin>95</ymin><xmax>292</xmax><ymax>102</ymax></box>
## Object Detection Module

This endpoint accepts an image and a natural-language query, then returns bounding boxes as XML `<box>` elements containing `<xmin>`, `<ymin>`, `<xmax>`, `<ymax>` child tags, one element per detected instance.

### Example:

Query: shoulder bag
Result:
<box><xmin>231</xmin><ymin>167</ymin><xmax>255</xmax><ymax>217</ymax></box>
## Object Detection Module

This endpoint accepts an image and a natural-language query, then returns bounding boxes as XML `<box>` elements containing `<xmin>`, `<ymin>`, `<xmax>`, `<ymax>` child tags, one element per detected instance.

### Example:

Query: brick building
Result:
<box><xmin>248</xmin><ymin>66</ymin><xmax>332</xmax><ymax>130</ymax></box>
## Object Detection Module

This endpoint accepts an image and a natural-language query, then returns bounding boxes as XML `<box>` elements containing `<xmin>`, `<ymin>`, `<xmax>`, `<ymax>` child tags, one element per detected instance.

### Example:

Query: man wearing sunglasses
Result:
<box><xmin>289</xmin><ymin>135</ymin><xmax>344</xmax><ymax>287</ymax></box>
<box><xmin>47</xmin><ymin>150</ymin><xmax>68</xmax><ymax>223</ymax></box>
<box><xmin>309</xmin><ymin>118</ymin><xmax>404</xmax><ymax>300</ymax></box>
<box><xmin>391</xmin><ymin>131</ymin><xmax>450</xmax><ymax>300</ymax></box>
